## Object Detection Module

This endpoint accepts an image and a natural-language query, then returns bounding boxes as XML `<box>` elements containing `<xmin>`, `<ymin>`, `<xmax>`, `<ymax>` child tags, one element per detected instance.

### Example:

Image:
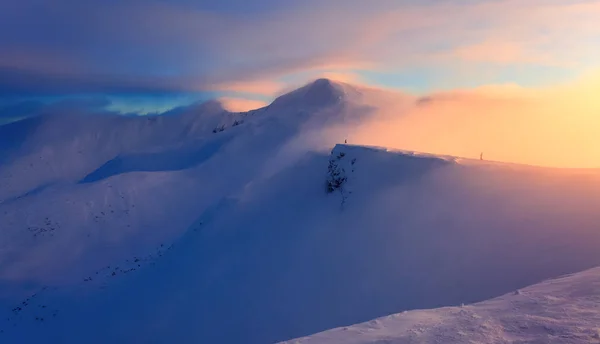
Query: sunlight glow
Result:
<box><xmin>348</xmin><ymin>70</ymin><xmax>600</xmax><ymax>168</ymax></box>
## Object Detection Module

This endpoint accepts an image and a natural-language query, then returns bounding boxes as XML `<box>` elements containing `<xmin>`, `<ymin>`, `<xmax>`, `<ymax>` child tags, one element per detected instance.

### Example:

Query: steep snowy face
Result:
<box><xmin>0</xmin><ymin>78</ymin><xmax>406</xmax><ymax>201</ymax></box>
<box><xmin>3</xmin><ymin>80</ymin><xmax>600</xmax><ymax>344</ymax></box>
<box><xmin>4</xmin><ymin>143</ymin><xmax>600</xmax><ymax>344</ymax></box>
<box><xmin>0</xmin><ymin>79</ymin><xmax>378</xmax><ymax>204</ymax></box>
<box><xmin>0</xmin><ymin>98</ymin><xmax>269</xmax><ymax>204</ymax></box>
<box><xmin>0</xmin><ymin>79</ymin><xmax>378</xmax><ymax>289</ymax></box>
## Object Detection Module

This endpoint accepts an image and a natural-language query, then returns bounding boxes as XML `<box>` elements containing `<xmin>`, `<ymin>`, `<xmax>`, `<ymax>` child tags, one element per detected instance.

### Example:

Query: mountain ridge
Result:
<box><xmin>2</xmin><ymin>80</ymin><xmax>600</xmax><ymax>343</ymax></box>
<box><xmin>4</xmin><ymin>144</ymin><xmax>600</xmax><ymax>343</ymax></box>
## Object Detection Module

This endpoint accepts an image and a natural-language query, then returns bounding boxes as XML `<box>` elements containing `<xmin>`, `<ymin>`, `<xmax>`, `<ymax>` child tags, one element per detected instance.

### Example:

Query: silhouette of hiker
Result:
<box><xmin>345</xmin><ymin>139</ymin><xmax>347</xmax><ymax>144</ymax></box>
<box><xmin>480</xmin><ymin>152</ymin><xmax>483</xmax><ymax>160</ymax></box>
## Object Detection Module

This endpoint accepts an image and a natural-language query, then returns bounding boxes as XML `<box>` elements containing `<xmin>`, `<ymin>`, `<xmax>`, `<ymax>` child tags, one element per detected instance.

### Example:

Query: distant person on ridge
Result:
<box><xmin>480</xmin><ymin>152</ymin><xmax>483</xmax><ymax>160</ymax></box>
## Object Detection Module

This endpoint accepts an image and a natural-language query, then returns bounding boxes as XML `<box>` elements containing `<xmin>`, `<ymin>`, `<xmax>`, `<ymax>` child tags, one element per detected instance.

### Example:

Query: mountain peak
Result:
<box><xmin>301</xmin><ymin>77</ymin><xmax>343</xmax><ymax>95</ymax></box>
<box><xmin>311</xmin><ymin>77</ymin><xmax>335</xmax><ymax>87</ymax></box>
<box><xmin>270</xmin><ymin>78</ymin><xmax>346</xmax><ymax>109</ymax></box>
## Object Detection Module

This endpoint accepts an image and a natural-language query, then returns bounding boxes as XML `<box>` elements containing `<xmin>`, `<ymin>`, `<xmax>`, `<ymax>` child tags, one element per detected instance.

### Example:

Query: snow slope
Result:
<box><xmin>0</xmin><ymin>100</ymin><xmax>240</xmax><ymax>203</ymax></box>
<box><xmin>2</xmin><ymin>79</ymin><xmax>600</xmax><ymax>343</ymax></box>
<box><xmin>284</xmin><ymin>267</ymin><xmax>600</xmax><ymax>344</ymax></box>
<box><xmin>0</xmin><ymin>79</ymin><xmax>366</xmax><ymax>286</ymax></box>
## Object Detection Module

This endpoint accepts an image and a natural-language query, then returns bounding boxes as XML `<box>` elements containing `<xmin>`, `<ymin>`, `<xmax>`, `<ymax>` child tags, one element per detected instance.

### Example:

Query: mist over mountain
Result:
<box><xmin>2</xmin><ymin>79</ymin><xmax>600</xmax><ymax>343</ymax></box>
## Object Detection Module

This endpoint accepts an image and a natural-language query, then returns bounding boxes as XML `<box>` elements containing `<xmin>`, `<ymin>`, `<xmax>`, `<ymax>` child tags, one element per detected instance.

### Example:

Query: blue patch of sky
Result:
<box><xmin>358</xmin><ymin>69</ymin><xmax>440</xmax><ymax>94</ymax></box>
<box><xmin>360</xmin><ymin>65</ymin><xmax>579</xmax><ymax>93</ymax></box>
<box><xmin>105</xmin><ymin>92</ymin><xmax>217</xmax><ymax>115</ymax></box>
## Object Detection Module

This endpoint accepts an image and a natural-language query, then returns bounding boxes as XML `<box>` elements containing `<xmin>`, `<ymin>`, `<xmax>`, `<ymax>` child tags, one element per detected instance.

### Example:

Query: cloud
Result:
<box><xmin>347</xmin><ymin>69</ymin><xmax>600</xmax><ymax>168</ymax></box>
<box><xmin>0</xmin><ymin>100</ymin><xmax>44</xmax><ymax>119</ymax></box>
<box><xmin>218</xmin><ymin>97</ymin><xmax>268</xmax><ymax>112</ymax></box>
<box><xmin>0</xmin><ymin>97</ymin><xmax>117</xmax><ymax>129</ymax></box>
<box><xmin>1</xmin><ymin>0</ymin><xmax>599</xmax><ymax>97</ymax></box>
<box><xmin>0</xmin><ymin>67</ymin><xmax>207</xmax><ymax>96</ymax></box>
<box><xmin>210</xmin><ymin>80</ymin><xmax>284</xmax><ymax>96</ymax></box>
<box><xmin>3</xmin><ymin>67</ymin><xmax>600</xmax><ymax>169</ymax></box>
<box><xmin>314</xmin><ymin>71</ymin><xmax>363</xmax><ymax>84</ymax></box>
<box><xmin>451</xmin><ymin>42</ymin><xmax>552</xmax><ymax>65</ymax></box>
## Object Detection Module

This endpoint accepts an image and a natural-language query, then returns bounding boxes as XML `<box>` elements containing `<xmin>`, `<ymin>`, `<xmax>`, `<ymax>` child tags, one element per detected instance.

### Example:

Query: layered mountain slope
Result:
<box><xmin>0</xmin><ymin>101</ymin><xmax>238</xmax><ymax>203</ymax></box>
<box><xmin>0</xmin><ymin>78</ymin><xmax>385</xmax><ymax>204</ymax></box>
<box><xmin>3</xmin><ymin>142</ymin><xmax>600</xmax><ymax>343</ymax></box>
<box><xmin>0</xmin><ymin>79</ymin><xmax>363</xmax><ymax>287</ymax></box>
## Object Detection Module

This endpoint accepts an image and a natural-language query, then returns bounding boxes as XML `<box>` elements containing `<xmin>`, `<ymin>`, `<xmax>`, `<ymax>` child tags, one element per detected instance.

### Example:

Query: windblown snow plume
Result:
<box><xmin>2</xmin><ymin>80</ymin><xmax>600</xmax><ymax>343</ymax></box>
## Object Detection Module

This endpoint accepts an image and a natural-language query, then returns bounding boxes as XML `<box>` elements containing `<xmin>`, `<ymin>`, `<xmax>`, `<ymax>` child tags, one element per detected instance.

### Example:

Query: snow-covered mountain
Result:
<box><xmin>284</xmin><ymin>266</ymin><xmax>600</xmax><ymax>343</ymax></box>
<box><xmin>2</xmin><ymin>79</ymin><xmax>600</xmax><ymax>343</ymax></box>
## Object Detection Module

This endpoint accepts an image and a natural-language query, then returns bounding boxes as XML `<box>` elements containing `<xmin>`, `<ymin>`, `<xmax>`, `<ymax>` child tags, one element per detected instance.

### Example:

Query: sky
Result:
<box><xmin>1</xmin><ymin>0</ymin><xmax>599</xmax><ymax>115</ymax></box>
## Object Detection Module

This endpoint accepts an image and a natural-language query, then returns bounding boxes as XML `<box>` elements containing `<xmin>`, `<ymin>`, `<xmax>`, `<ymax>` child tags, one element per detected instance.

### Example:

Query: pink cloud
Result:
<box><xmin>451</xmin><ymin>42</ymin><xmax>553</xmax><ymax>65</ymax></box>
<box><xmin>3</xmin><ymin>0</ymin><xmax>600</xmax><ymax>95</ymax></box>
<box><xmin>210</xmin><ymin>80</ymin><xmax>285</xmax><ymax>96</ymax></box>
<box><xmin>325</xmin><ymin>0</ymin><xmax>600</xmax><ymax>68</ymax></box>
<box><xmin>316</xmin><ymin>71</ymin><xmax>362</xmax><ymax>84</ymax></box>
<box><xmin>348</xmin><ymin>69</ymin><xmax>600</xmax><ymax>168</ymax></box>
<box><xmin>218</xmin><ymin>97</ymin><xmax>268</xmax><ymax>112</ymax></box>
<box><xmin>200</xmin><ymin>0</ymin><xmax>600</xmax><ymax>92</ymax></box>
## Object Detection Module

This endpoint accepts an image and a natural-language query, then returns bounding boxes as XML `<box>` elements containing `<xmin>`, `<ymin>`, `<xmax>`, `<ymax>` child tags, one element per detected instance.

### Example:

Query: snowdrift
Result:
<box><xmin>2</xmin><ymin>79</ymin><xmax>600</xmax><ymax>343</ymax></box>
<box><xmin>284</xmin><ymin>266</ymin><xmax>600</xmax><ymax>343</ymax></box>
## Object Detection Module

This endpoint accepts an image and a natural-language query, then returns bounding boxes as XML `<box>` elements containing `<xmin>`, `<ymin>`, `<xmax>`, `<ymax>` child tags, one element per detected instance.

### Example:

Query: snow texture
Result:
<box><xmin>284</xmin><ymin>267</ymin><xmax>600</xmax><ymax>343</ymax></box>
<box><xmin>2</xmin><ymin>79</ymin><xmax>600</xmax><ymax>343</ymax></box>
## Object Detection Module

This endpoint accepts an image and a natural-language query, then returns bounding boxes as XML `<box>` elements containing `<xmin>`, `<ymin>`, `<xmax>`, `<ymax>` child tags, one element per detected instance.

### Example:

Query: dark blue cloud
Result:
<box><xmin>1</xmin><ymin>0</ymin><xmax>591</xmax><ymax>101</ymax></box>
<box><xmin>0</xmin><ymin>100</ymin><xmax>44</xmax><ymax>119</ymax></box>
<box><xmin>0</xmin><ymin>97</ymin><xmax>111</xmax><ymax>120</ymax></box>
<box><xmin>0</xmin><ymin>0</ymin><xmax>364</xmax><ymax>97</ymax></box>
<box><xmin>0</xmin><ymin>67</ymin><xmax>205</xmax><ymax>96</ymax></box>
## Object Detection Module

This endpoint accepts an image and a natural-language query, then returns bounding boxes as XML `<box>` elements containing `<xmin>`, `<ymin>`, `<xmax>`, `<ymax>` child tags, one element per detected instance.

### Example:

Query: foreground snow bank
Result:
<box><xmin>284</xmin><ymin>267</ymin><xmax>600</xmax><ymax>343</ymax></box>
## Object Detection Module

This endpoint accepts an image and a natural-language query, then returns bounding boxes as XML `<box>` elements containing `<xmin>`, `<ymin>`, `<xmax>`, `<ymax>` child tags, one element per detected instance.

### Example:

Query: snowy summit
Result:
<box><xmin>1</xmin><ymin>79</ymin><xmax>600</xmax><ymax>343</ymax></box>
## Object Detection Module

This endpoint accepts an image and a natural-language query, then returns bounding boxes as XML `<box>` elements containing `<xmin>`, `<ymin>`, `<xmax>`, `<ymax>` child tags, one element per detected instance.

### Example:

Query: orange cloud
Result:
<box><xmin>4</xmin><ymin>0</ymin><xmax>600</xmax><ymax>95</ymax></box>
<box><xmin>317</xmin><ymin>71</ymin><xmax>362</xmax><ymax>84</ymax></box>
<box><xmin>218</xmin><ymin>97</ymin><xmax>267</xmax><ymax>112</ymax></box>
<box><xmin>211</xmin><ymin>80</ymin><xmax>285</xmax><ymax>96</ymax></box>
<box><xmin>344</xmin><ymin>0</ymin><xmax>600</xmax><ymax>68</ymax></box>
<box><xmin>203</xmin><ymin>0</ymin><xmax>600</xmax><ymax>94</ymax></box>
<box><xmin>451</xmin><ymin>41</ymin><xmax>554</xmax><ymax>65</ymax></box>
<box><xmin>347</xmin><ymin>69</ymin><xmax>600</xmax><ymax>168</ymax></box>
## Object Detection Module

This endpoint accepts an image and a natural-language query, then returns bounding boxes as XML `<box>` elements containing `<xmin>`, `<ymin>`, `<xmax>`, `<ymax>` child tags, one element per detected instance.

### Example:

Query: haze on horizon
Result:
<box><xmin>1</xmin><ymin>0</ymin><xmax>600</xmax><ymax>168</ymax></box>
<box><xmin>4</xmin><ymin>3</ymin><xmax>600</xmax><ymax>342</ymax></box>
